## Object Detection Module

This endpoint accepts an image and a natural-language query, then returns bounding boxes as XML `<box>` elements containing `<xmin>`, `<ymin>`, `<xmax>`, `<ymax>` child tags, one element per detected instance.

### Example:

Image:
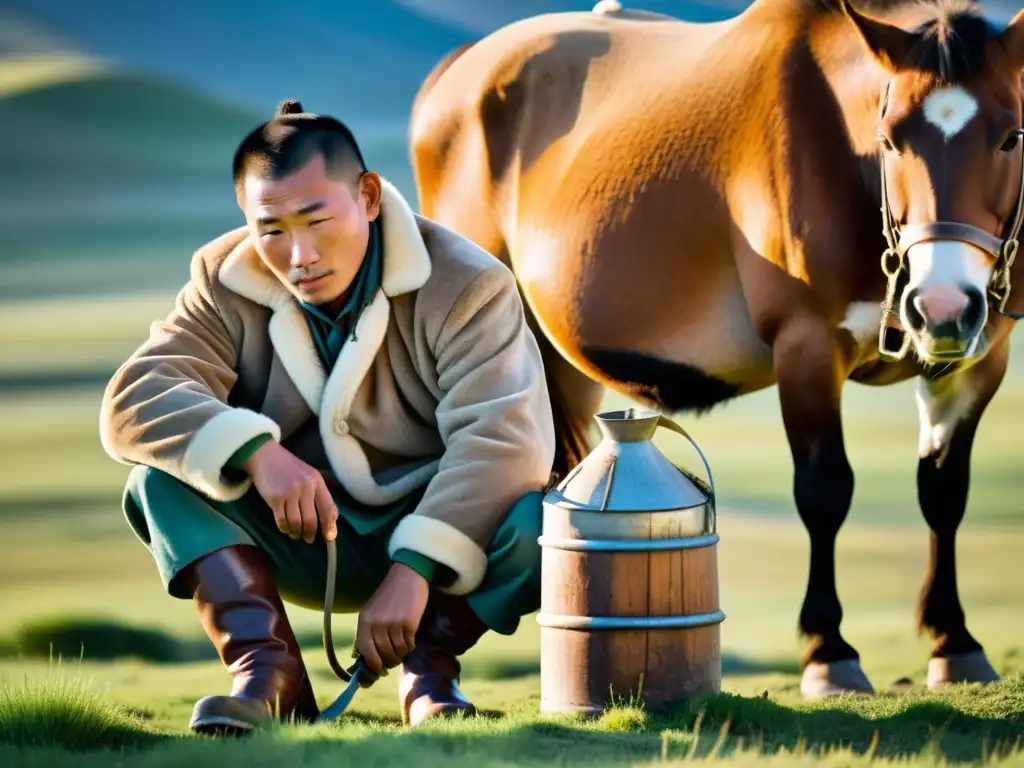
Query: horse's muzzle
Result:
<box><xmin>897</xmin><ymin>236</ymin><xmax>993</xmax><ymax>362</ymax></box>
<box><xmin>901</xmin><ymin>284</ymin><xmax>989</xmax><ymax>361</ymax></box>
<box><xmin>905</xmin><ymin>281</ymin><xmax>984</xmax><ymax>330</ymax></box>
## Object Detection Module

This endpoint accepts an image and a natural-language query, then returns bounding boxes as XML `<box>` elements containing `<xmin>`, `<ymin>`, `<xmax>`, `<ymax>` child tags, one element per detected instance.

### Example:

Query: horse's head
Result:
<box><xmin>842</xmin><ymin>0</ymin><xmax>1024</xmax><ymax>363</ymax></box>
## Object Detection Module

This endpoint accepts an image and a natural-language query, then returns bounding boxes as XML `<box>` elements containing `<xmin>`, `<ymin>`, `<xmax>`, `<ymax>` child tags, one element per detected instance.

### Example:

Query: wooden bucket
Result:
<box><xmin>536</xmin><ymin>409</ymin><xmax>723</xmax><ymax>715</ymax></box>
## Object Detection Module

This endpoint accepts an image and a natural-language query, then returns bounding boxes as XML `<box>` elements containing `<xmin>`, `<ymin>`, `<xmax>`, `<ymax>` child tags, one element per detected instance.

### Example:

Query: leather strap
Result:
<box><xmin>897</xmin><ymin>222</ymin><xmax>1006</xmax><ymax>258</ymax></box>
<box><xmin>323</xmin><ymin>538</ymin><xmax>360</xmax><ymax>682</ymax></box>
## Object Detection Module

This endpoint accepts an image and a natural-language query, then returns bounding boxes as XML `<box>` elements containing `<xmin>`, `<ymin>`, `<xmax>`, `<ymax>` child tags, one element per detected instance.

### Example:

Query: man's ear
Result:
<box><xmin>839</xmin><ymin>0</ymin><xmax>916</xmax><ymax>73</ymax></box>
<box><xmin>359</xmin><ymin>172</ymin><xmax>383</xmax><ymax>221</ymax></box>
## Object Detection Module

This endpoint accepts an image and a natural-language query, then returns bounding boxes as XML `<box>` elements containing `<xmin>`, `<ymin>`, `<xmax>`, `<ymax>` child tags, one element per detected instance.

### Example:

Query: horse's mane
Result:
<box><xmin>812</xmin><ymin>0</ymin><xmax>998</xmax><ymax>80</ymax></box>
<box><xmin>810</xmin><ymin>0</ymin><xmax>979</xmax><ymax>13</ymax></box>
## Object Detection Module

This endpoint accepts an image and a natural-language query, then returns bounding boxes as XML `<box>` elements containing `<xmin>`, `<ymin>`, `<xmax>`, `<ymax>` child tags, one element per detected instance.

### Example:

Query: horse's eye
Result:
<box><xmin>999</xmin><ymin>129</ymin><xmax>1023</xmax><ymax>153</ymax></box>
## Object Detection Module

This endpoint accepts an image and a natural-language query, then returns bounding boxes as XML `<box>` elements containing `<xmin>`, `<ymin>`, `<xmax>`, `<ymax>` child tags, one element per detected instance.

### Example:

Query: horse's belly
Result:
<box><xmin>513</xmin><ymin>223</ymin><xmax>775</xmax><ymax>411</ymax></box>
<box><xmin>617</xmin><ymin>286</ymin><xmax>776</xmax><ymax>388</ymax></box>
<box><xmin>574</xmin><ymin>280</ymin><xmax>777</xmax><ymax>410</ymax></box>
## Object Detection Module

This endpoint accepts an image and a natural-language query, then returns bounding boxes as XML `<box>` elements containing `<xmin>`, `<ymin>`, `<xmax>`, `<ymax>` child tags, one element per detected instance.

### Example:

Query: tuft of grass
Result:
<box><xmin>0</xmin><ymin>662</ymin><xmax>161</xmax><ymax>751</ymax></box>
<box><xmin>596</xmin><ymin>705</ymin><xmax>648</xmax><ymax>733</ymax></box>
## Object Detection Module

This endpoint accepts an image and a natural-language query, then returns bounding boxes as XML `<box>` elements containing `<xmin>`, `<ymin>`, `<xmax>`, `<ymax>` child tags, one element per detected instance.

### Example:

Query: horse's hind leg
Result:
<box><xmin>773</xmin><ymin>315</ymin><xmax>875</xmax><ymax>699</ymax></box>
<box><xmin>915</xmin><ymin>338</ymin><xmax>1008</xmax><ymax>690</ymax></box>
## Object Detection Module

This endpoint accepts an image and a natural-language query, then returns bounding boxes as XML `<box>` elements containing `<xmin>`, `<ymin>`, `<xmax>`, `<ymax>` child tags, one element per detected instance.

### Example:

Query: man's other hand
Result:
<box><xmin>355</xmin><ymin>563</ymin><xmax>429</xmax><ymax>675</ymax></box>
<box><xmin>244</xmin><ymin>440</ymin><xmax>338</xmax><ymax>543</ymax></box>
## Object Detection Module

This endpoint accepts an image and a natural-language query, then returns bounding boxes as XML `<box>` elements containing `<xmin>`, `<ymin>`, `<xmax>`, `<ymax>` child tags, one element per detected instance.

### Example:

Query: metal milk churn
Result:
<box><xmin>536</xmin><ymin>407</ymin><xmax>723</xmax><ymax>715</ymax></box>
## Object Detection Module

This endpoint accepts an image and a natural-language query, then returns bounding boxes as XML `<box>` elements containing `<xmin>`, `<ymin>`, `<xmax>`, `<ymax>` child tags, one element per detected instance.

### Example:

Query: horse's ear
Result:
<box><xmin>839</xmin><ymin>0</ymin><xmax>916</xmax><ymax>72</ymax></box>
<box><xmin>998</xmin><ymin>9</ymin><xmax>1024</xmax><ymax>71</ymax></box>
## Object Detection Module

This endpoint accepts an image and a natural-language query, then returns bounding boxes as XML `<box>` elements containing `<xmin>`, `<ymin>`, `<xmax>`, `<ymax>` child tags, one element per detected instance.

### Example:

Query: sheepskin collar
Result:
<box><xmin>218</xmin><ymin>176</ymin><xmax>431</xmax><ymax>416</ymax></box>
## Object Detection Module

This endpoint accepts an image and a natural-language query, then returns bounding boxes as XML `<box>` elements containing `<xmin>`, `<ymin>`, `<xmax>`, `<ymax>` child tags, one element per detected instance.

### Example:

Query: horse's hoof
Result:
<box><xmin>800</xmin><ymin>659</ymin><xmax>876</xmax><ymax>700</ymax></box>
<box><xmin>927</xmin><ymin>651</ymin><xmax>1000</xmax><ymax>690</ymax></box>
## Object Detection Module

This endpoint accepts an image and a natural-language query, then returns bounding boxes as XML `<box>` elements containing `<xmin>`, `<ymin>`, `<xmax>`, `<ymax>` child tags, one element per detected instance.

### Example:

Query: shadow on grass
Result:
<box><xmin>2</xmin><ymin>616</ymin><xmax>797</xmax><ymax>680</ymax></box>
<box><xmin>0</xmin><ymin>369</ymin><xmax>116</xmax><ymax>393</ymax></box>
<box><xmin>2</xmin><ymin>617</ymin><xmax>342</xmax><ymax>665</ymax></box>
<box><xmin>458</xmin><ymin>653</ymin><xmax>798</xmax><ymax>682</ymax></box>
<box><xmin>0</xmin><ymin>490</ymin><xmax>119</xmax><ymax>517</ymax></box>
<box><xmin>650</xmin><ymin>688</ymin><xmax>1024</xmax><ymax>763</ymax></box>
<box><xmin>7</xmin><ymin>618</ymin><xmax>191</xmax><ymax>663</ymax></box>
<box><xmin>4</xmin><ymin>614</ymin><xmax>796</xmax><ymax>686</ymax></box>
<box><xmin>463</xmin><ymin>657</ymin><xmax>540</xmax><ymax>680</ymax></box>
<box><xmin>721</xmin><ymin>653</ymin><xmax>799</xmax><ymax>677</ymax></box>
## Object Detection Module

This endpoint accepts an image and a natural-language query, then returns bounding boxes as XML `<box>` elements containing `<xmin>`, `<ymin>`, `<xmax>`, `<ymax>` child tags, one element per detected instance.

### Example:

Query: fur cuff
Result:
<box><xmin>183</xmin><ymin>408</ymin><xmax>281</xmax><ymax>502</ymax></box>
<box><xmin>387</xmin><ymin>514</ymin><xmax>488</xmax><ymax>595</ymax></box>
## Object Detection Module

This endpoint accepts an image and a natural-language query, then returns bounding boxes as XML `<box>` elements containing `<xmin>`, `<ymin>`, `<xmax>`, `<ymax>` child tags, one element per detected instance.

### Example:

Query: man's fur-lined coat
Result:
<box><xmin>99</xmin><ymin>179</ymin><xmax>556</xmax><ymax>595</ymax></box>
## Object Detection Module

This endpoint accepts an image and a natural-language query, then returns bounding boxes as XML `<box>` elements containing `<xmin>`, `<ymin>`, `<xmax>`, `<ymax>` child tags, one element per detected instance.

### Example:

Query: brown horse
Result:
<box><xmin>408</xmin><ymin>0</ymin><xmax>1024</xmax><ymax>698</ymax></box>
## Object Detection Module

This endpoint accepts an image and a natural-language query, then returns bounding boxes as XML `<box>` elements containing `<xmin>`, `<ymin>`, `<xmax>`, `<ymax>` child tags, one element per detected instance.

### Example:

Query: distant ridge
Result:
<box><xmin>0</xmin><ymin>62</ymin><xmax>259</xmax><ymax>299</ymax></box>
<box><xmin>0</xmin><ymin>57</ymin><xmax>421</xmax><ymax>300</ymax></box>
<box><xmin>0</xmin><ymin>54</ymin><xmax>106</xmax><ymax>99</ymax></box>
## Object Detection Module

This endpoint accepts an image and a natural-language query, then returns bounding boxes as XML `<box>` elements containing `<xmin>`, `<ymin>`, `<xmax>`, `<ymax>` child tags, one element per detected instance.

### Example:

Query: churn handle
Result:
<box><xmin>655</xmin><ymin>413</ymin><xmax>717</xmax><ymax>533</ymax></box>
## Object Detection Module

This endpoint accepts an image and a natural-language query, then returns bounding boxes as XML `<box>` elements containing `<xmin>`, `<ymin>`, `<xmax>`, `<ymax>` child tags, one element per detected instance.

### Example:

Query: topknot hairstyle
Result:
<box><xmin>232</xmin><ymin>99</ymin><xmax>368</xmax><ymax>189</ymax></box>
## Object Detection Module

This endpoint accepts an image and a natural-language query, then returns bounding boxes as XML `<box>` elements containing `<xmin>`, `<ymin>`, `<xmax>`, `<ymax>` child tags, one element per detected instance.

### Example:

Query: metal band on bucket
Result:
<box><xmin>536</xmin><ymin>609</ymin><xmax>726</xmax><ymax>630</ymax></box>
<box><xmin>537</xmin><ymin>533</ymin><xmax>719</xmax><ymax>552</ymax></box>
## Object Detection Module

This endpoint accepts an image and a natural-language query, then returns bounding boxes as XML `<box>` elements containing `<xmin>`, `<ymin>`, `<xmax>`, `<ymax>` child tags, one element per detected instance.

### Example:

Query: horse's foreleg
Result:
<box><xmin>916</xmin><ymin>339</ymin><xmax>1008</xmax><ymax>690</ymax></box>
<box><xmin>773</xmin><ymin>315</ymin><xmax>874</xmax><ymax>699</ymax></box>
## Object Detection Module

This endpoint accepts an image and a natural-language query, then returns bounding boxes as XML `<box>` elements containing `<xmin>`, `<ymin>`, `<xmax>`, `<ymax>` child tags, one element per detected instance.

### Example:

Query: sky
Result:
<box><xmin>3</xmin><ymin>1</ymin><xmax>1017</xmax><ymax>120</ymax></box>
<box><xmin>1</xmin><ymin>1</ymin><xmax>750</xmax><ymax>116</ymax></box>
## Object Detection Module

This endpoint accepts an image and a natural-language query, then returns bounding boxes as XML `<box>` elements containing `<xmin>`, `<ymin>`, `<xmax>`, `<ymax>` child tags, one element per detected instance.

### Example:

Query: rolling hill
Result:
<box><xmin>0</xmin><ymin>59</ymin><xmax>262</xmax><ymax>299</ymax></box>
<box><xmin>0</xmin><ymin>57</ymin><xmax>420</xmax><ymax>300</ymax></box>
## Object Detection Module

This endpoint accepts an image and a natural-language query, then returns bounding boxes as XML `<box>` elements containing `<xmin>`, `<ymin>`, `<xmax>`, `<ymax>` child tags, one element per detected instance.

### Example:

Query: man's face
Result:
<box><xmin>240</xmin><ymin>153</ymin><xmax>381</xmax><ymax>307</ymax></box>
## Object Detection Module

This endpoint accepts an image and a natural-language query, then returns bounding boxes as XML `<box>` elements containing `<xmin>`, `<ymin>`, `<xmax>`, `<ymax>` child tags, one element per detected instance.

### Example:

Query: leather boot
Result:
<box><xmin>398</xmin><ymin>591</ymin><xmax>489</xmax><ymax>726</ymax></box>
<box><xmin>179</xmin><ymin>545</ymin><xmax>319</xmax><ymax>735</ymax></box>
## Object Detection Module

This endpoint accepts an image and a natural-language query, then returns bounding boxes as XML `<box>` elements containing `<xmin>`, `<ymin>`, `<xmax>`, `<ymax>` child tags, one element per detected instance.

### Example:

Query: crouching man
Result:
<box><xmin>99</xmin><ymin>100</ymin><xmax>556</xmax><ymax>734</ymax></box>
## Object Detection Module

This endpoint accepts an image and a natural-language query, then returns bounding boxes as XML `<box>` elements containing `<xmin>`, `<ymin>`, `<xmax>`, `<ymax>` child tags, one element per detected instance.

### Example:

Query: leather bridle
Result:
<box><xmin>874</xmin><ymin>82</ymin><xmax>1024</xmax><ymax>362</ymax></box>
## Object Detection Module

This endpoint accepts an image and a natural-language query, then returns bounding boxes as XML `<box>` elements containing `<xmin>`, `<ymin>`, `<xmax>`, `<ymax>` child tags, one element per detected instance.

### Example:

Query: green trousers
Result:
<box><xmin>122</xmin><ymin>466</ymin><xmax>544</xmax><ymax>635</ymax></box>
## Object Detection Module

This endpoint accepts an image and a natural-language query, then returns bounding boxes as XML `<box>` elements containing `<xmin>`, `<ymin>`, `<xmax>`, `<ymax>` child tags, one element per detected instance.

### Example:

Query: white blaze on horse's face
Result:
<box><xmin>921</xmin><ymin>86</ymin><xmax>979</xmax><ymax>141</ymax></box>
<box><xmin>900</xmin><ymin>241</ymin><xmax>991</xmax><ymax>360</ymax></box>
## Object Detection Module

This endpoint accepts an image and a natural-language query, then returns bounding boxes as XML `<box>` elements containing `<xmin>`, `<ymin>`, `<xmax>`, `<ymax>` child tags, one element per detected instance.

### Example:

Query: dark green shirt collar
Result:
<box><xmin>300</xmin><ymin>217</ymin><xmax>383</xmax><ymax>369</ymax></box>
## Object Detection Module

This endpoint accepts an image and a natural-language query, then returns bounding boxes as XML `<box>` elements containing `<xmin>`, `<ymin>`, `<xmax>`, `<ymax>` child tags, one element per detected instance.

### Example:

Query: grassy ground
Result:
<box><xmin>2</xmin><ymin>664</ymin><xmax>1023</xmax><ymax>766</ymax></box>
<box><xmin>2</xmin><ymin>293</ymin><xmax>1023</xmax><ymax>765</ymax></box>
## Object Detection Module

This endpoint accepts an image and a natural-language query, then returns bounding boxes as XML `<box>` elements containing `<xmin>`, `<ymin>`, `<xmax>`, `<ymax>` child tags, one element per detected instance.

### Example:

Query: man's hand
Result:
<box><xmin>244</xmin><ymin>440</ymin><xmax>338</xmax><ymax>543</ymax></box>
<box><xmin>355</xmin><ymin>563</ymin><xmax>430</xmax><ymax>676</ymax></box>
